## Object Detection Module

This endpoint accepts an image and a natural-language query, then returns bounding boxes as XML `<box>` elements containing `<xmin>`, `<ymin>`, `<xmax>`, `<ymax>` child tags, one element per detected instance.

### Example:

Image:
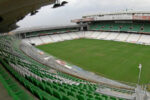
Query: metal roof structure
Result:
<box><xmin>13</xmin><ymin>25</ymin><xmax>80</xmax><ymax>34</ymax></box>
<box><xmin>83</xmin><ymin>11</ymin><xmax>150</xmax><ymax>18</ymax></box>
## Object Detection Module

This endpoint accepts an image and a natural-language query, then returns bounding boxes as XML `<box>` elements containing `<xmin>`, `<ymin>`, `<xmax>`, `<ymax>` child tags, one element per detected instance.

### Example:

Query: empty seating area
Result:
<box><xmin>23</xmin><ymin>30</ymin><xmax>150</xmax><ymax>46</ymax></box>
<box><xmin>29</xmin><ymin>37</ymin><xmax>43</xmax><ymax>45</ymax></box>
<box><xmin>106</xmin><ymin>32</ymin><xmax>120</xmax><ymax>40</ymax></box>
<box><xmin>49</xmin><ymin>34</ymin><xmax>63</xmax><ymax>42</ymax></box>
<box><xmin>0</xmin><ymin>35</ymin><xmax>128</xmax><ymax>100</ymax></box>
<box><xmin>97</xmin><ymin>32</ymin><xmax>110</xmax><ymax>39</ymax></box>
<box><xmin>90</xmin><ymin>32</ymin><xmax>101</xmax><ymax>39</ymax></box>
<box><xmin>0</xmin><ymin>61</ymin><xmax>33</xmax><ymax>100</ymax></box>
<box><xmin>126</xmin><ymin>34</ymin><xmax>141</xmax><ymax>43</ymax></box>
<box><xmin>24</xmin><ymin>32</ymin><xmax>82</xmax><ymax>45</ymax></box>
<box><xmin>84</xmin><ymin>31</ymin><xmax>150</xmax><ymax>45</ymax></box>
<box><xmin>68</xmin><ymin>32</ymin><xmax>80</xmax><ymax>39</ymax></box>
<box><xmin>25</xmin><ymin>28</ymin><xmax>79</xmax><ymax>38</ymax></box>
<box><xmin>138</xmin><ymin>34</ymin><xmax>150</xmax><ymax>44</ymax></box>
<box><xmin>39</xmin><ymin>36</ymin><xmax>53</xmax><ymax>44</ymax></box>
<box><xmin>59</xmin><ymin>33</ymin><xmax>72</xmax><ymax>40</ymax></box>
<box><xmin>115</xmin><ymin>33</ymin><xmax>130</xmax><ymax>41</ymax></box>
<box><xmin>89</xmin><ymin>22</ymin><xmax>150</xmax><ymax>33</ymax></box>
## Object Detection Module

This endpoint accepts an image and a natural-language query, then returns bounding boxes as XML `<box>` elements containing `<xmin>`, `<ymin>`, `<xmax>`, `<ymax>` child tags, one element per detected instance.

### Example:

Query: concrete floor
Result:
<box><xmin>0</xmin><ymin>81</ymin><xmax>12</xmax><ymax>100</ymax></box>
<box><xmin>0</xmin><ymin>64</ymin><xmax>38</xmax><ymax>100</ymax></box>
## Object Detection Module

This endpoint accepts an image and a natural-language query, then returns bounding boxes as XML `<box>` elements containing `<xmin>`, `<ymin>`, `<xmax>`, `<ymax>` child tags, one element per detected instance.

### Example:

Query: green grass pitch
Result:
<box><xmin>37</xmin><ymin>38</ymin><xmax>150</xmax><ymax>84</ymax></box>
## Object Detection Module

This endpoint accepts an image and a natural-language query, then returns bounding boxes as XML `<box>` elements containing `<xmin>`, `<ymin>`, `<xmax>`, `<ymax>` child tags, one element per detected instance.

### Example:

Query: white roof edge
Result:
<box><xmin>83</xmin><ymin>11</ymin><xmax>150</xmax><ymax>17</ymax></box>
<box><xmin>12</xmin><ymin>24</ymin><xmax>80</xmax><ymax>34</ymax></box>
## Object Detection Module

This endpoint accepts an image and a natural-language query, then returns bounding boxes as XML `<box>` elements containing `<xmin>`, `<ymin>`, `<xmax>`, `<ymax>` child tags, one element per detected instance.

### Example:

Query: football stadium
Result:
<box><xmin>0</xmin><ymin>0</ymin><xmax>150</xmax><ymax>100</ymax></box>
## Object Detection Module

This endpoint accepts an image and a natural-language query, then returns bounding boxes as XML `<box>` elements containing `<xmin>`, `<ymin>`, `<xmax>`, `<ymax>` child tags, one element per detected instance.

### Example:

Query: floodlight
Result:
<box><xmin>52</xmin><ymin>0</ymin><xmax>68</xmax><ymax>8</ymax></box>
<box><xmin>53</xmin><ymin>3</ymin><xmax>61</xmax><ymax>8</ymax></box>
<box><xmin>61</xmin><ymin>1</ymin><xmax>68</xmax><ymax>6</ymax></box>
<box><xmin>30</xmin><ymin>11</ymin><xmax>38</xmax><ymax>16</ymax></box>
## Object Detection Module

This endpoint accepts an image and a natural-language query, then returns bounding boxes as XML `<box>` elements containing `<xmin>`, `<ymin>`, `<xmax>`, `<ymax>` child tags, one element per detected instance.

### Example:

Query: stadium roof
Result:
<box><xmin>0</xmin><ymin>0</ymin><xmax>55</xmax><ymax>33</ymax></box>
<box><xmin>83</xmin><ymin>11</ymin><xmax>150</xmax><ymax>17</ymax></box>
<box><xmin>13</xmin><ymin>25</ymin><xmax>80</xmax><ymax>34</ymax></box>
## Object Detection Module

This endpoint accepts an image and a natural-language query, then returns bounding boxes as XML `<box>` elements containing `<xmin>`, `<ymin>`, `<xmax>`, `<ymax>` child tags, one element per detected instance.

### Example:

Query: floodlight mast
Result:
<box><xmin>138</xmin><ymin>64</ymin><xmax>142</xmax><ymax>85</ymax></box>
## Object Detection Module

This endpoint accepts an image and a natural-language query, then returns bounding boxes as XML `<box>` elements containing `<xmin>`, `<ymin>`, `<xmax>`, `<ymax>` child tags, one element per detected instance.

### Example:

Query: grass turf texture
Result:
<box><xmin>37</xmin><ymin>38</ymin><xmax>150</xmax><ymax>84</ymax></box>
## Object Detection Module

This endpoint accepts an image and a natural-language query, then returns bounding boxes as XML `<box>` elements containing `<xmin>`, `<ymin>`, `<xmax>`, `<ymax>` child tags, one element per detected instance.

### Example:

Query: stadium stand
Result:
<box><xmin>68</xmin><ymin>33</ymin><xmax>80</xmax><ymax>39</ymax></box>
<box><xmin>138</xmin><ymin>34</ymin><xmax>150</xmax><ymax>44</ymax></box>
<box><xmin>24</xmin><ymin>27</ymin><xmax>79</xmax><ymax>38</ymax></box>
<box><xmin>115</xmin><ymin>33</ymin><xmax>130</xmax><ymax>42</ymax></box>
<box><xmin>59</xmin><ymin>33</ymin><xmax>72</xmax><ymax>40</ymax></box>
<box><xmin>89</xmin><ymin>21</ymin><xmax>150</xmax><ymax>34</ymax></box>
<box><xmin>0</xmin><ymin>61</ymin><xmax>34</xmax><ymax>100</ymax></box>
<box><xmin>0</xmin><ymin>35</ymin><xmax>130</xmax><ymax>100</ymax></box>
<box><xmin>50</xmin><ymin>34</ymin><xmax>63</xmax><ymax>42</ymax></box>
<box><xmin>90</xmin><ymin>32</ymin><xmax>102</xmax><ymax>39</ymax></box>
<box><xmin>76</xmin><ymin>32</ymin><xmax>84</xmax><ymax>38</ymax></box>
<box><xmin>40</xmin><ymin>35</ymin><xmax>54</xmax><ymax>44</ymax></box>
<box><xmin>25</xmin><ymin>30</ymin><xmax>150</xmax><ymax>46</ymax></box>
<box><xmin>22</xmin><ymin>38</ymin><xmax>31</xmax><ymax>44</ymax></box>
<box><xmin>126</xmin><ymin>34</ymin><xmax>141</xmax><ymax>43</ymax></box>
<box><xmin>85</xmin><ymin>31</ymin><xmax>94</xmax><ymax>38</ymax></box>
<box><xmin>97</xmin><ymin>32</ymin><xmax>110</xmax><ymax>40</ymax></box>
<box><xmin>106</xmin><ymin>32</ymin><xmax>120</xmax><ymax>40</ymax></box>
<box><xmin>29</xmin><ymin>37</ymin><xmax>43</xmax><ymax>45</ymax></box>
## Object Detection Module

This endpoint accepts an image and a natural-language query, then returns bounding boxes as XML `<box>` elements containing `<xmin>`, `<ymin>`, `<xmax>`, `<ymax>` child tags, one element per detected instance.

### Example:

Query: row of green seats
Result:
<box><xmin>1</xmin><ymin>58</ymin><xmax>59</xmax><ymax>100</ymax></box>
<box><xmin>3</xmin><ymin>50</ymin><xmax>127</xmax><ymax>100</ymax></box>
<box><xmin>57</xmin><ymin>71</ymin><xmax>89</xmax><ymax>82</ymax></box>
<box><xmin>26</xmin><ymin>76</ymin><xmax>79</xmax><ymax>100</ymax></box>
<box><xmin>0</xmin><ymin>59</ymin><xmax>33</xmax><ymax>100</ymax></box>
<box><xmin>99</xmin><ymin>84</ymin><xmax>134</xmax><ymax>94</ymax></box>
<box><xmin>26</xmin><ymin>75</ymin><xmax>125</xmax><ymax>100</ymax></box>
<box><xmin>0</xmin><ymin>35</ymin><xmax>127</xmax><ymax>100</ymax></box>
<box><xmin>90</xmin><ymin>23</ymin><xmax>150</xmax><ymax>33</ymax></box>
<box><xmin>26</xmin><ymin>76</ymin><xmax>99</xmax><ymax>100</ymax></box>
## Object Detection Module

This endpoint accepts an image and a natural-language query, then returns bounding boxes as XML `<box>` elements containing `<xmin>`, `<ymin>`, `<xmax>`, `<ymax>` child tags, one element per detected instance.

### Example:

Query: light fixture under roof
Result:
<box><xmin>30</xmin><ymin>11</ymin><xmax>38</xmax><ymax>16</ymax></box>
<box><xmin>52</xmin><ymin>0</ymin><xmax>68</xmax><ymax>8</ymax></box>
<box><xmin>61</xmin><ymin>1</ymin><xmax>68</xmax><ymax>6</ymax></box>
<box><xmin>53</xmin><ymin>3</ymin><xmax>61</xmax><ymax>8</ymax></box>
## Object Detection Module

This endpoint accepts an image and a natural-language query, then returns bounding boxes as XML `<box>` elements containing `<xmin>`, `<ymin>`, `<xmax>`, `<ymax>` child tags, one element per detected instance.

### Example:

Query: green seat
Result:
<box><xmin>67</xmin><ymin>91</ymin><xmax>76</xmax><ymax>97</ymax></box>
<box><xmin>77</xmin><ymin>95</ymin><xmax>86</xmax><ymax>100</ymax></box>
<box><xmin>53</xmin><ymin>89</ymin><xmax>62</xmax><ymax>99</ymax></box>
<box><xmin>45</xmin><ymin>85</ymin><xmax>53</xmax><ymax>95</ymax></box>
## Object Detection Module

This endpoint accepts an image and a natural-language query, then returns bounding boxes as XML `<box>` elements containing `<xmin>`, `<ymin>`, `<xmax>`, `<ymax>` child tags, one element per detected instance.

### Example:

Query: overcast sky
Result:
<box><xmin>16</xmin><ymin>0</ymin><xmax>150</xmax><ymax>30</ymax></box>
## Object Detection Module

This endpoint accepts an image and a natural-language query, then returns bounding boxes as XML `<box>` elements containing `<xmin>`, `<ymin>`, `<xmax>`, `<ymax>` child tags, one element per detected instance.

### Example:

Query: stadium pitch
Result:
<box><xmin>37</xmin><ymin>38</ymin><xmax>150</xmax><ymax>84</ymax></box>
